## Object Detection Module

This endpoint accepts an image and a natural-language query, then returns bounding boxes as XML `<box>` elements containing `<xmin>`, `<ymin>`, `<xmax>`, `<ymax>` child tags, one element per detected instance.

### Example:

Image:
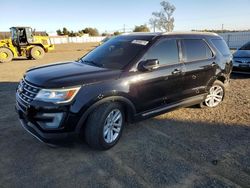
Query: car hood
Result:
<box><xmin>25</xmin><ymin>61</ymin><xmax>122</xmax><ymax>88</ymax></box>
<box><xmin>233</xmin><ymin>50</ymin><xmax>250</xmax><ymax>58</ymax></box>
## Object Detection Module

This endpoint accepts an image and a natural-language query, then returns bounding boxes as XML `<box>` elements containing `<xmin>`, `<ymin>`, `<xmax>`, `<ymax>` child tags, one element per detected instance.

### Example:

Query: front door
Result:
<box><xmin>128</xmin><ymin>38</ymin><xmax>185</xmax><ymax>113</ymax></box>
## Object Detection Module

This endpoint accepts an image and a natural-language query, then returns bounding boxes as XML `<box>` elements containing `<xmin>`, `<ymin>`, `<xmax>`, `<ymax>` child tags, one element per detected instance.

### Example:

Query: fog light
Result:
<box><xmin>37</xmin><ymin>113</ymin><xmax>64</xmax><ymax>129</ymax></box>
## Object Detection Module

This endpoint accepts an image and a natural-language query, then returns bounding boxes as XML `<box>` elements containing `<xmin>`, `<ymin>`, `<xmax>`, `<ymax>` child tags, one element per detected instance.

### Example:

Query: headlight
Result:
<box><xmin>35</xmin><ymin>86</ymin><xmax>81</xmax><ymax>103</ymax></box>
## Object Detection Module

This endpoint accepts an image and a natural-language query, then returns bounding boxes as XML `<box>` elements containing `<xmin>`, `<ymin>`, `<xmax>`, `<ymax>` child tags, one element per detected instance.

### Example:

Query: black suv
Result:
<box><xmin>16</xmin><ymin>32</ymin><xmax>232</xmax><ymax>149</ymax></box>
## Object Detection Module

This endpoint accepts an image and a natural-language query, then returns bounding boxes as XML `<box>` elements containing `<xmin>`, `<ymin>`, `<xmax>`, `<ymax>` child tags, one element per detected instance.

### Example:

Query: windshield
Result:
<box><xmin>80</xmin><ymin>36</ymin><xmax>149</xmax><ymax>70</ymax></box>
<box><xmin>239</xmin><ymin>42</ymin><xmax>250</xmax><ymax>50</ymax></box>
<box><xmin>10</xmin><ymin>28</ymin><xmax>18</xmax><ymax>39</ymax></box>
<box><xmin>101</xmin><ymin>37</ymin><xmax>112</xmax><ymax>43</ymax></box>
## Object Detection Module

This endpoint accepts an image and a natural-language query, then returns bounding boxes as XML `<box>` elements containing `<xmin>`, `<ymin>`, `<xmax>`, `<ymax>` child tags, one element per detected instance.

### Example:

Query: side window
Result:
<box><xmin>239</xmin><ymin>42</ymin><xmax>250</xmax><ymax>51</ymax></box>
<box><xmin>143</xmin><ymin>39</ymin><xmax>179</xmax><ymax>66</ymax></box>
<box><xmin>181</xmin><ymin>39</ymin><xmax>213</xmax><ymax>62</ymax></box>
<box><xmin>211</xmin><ymin>39</ymin><xmax>230</xmax><ymax>56</ymax></box>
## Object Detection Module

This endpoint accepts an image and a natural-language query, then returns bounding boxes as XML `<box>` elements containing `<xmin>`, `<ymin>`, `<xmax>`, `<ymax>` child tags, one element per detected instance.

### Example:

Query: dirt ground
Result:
<box><xmin>0</xmin><ymin>43</ymin><xmax>249</xmax><ymax>188</ymax></box>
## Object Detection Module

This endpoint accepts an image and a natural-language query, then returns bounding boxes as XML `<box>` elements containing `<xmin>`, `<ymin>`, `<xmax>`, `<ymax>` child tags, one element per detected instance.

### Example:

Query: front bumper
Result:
<box><xmin>19</xmin><ymin>117</ymin><xmax>72</xmax><ymax>144</ymax></box>
<box><xmin>15</xmin><ymin>102</ymin><xmax>78</xmax><ymax>144</ymax></box>
<box><xmin>232</xmin><ymin>61</ymin><xmax>250</xmax><ymax>73</ymax></box>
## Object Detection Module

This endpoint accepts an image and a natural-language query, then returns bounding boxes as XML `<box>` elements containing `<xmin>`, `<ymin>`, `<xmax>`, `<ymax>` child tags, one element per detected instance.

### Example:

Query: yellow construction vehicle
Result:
<box><xmin>0</xmin><ymin>27</ymin><xmax>54</xmax><ymax>63</ymax></box>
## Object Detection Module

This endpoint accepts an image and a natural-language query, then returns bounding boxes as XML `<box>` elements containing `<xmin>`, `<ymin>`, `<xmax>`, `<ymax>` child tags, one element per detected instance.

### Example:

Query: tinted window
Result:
<box><xmin>143</xmin><ymin>39</ymin><xmax>179</xmax><ymax>65</ymax></box>
<box><xmin>239</xmin><ymin>42</ymin><xmax>250</xmax><ymax>50</ymax></box>
<box><xmin>211</xmin><ymin>39</ymin><xmax>231</xmax><ymax>55</ymax></box>
<box><xmin>80</xmin><ymin>36</ymin><xmax>149</xmax><ymax>70</ymax></box>
<box><xmin>182</xmin><ymin>39</ymin><xmax>213</xmax><ymax>62</ymax></box>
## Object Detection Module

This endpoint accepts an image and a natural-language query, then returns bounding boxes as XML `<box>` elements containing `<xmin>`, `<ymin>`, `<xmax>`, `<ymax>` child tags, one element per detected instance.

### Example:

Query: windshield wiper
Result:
<box><xmin>80</xmin><ymin>60</ymin><xmax>103</xmax><ymax>68</ymax></box>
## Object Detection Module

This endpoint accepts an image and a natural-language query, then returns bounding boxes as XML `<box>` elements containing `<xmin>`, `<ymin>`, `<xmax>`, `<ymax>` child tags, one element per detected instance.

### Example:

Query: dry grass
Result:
<box><xmin>0</xmin><ymin>43</ymin><xmax>98</xmax><ymax>82</ymax></box>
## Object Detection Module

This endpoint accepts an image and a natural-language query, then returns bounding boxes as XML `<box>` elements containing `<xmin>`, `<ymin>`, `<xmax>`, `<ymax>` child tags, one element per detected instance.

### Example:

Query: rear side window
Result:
<box><xmin>181</xmin><ymin>39</ymin><xmax>213</xmax><ymax>62</ymax></box>
<box><xmin>143</xmin><ymin>39</ymin><xmax>179</xmax><ymax>66</ymax></box>
<box><xmin>211</xmin><ymin>39</ymin><xmax>231</xmax><ymax>55</ymax></box>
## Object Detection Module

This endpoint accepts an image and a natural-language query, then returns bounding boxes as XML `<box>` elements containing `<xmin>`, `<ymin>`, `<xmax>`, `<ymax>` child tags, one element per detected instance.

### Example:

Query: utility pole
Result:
<box><xmin>123</xmin><ymin>24</ymin><xmax>126</xmax><ymax>33</ymax></box>
<box><xmin>222</xmin><ymin>24</ymin><xmax>224</xmax><ymax>31</ymax></box>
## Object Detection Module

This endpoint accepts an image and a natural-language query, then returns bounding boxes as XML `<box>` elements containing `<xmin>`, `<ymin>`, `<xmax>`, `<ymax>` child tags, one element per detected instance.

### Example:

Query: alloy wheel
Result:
<box><xmin>103</xmin><ymin>109</ymin><xmax>123</xmax><ymax>143</ymax></box>
<box><xmin>205</xmin><ymin>85</ymin><xmax>224</xmax><ymax>107</ymax></box>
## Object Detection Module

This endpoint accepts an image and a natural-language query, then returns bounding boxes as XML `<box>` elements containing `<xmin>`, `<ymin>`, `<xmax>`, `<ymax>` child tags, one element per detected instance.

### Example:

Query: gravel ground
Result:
<box><xmin>0</xmin><ymin>43</ymin><xmax>249</xmax><ymax>188</ymax></box>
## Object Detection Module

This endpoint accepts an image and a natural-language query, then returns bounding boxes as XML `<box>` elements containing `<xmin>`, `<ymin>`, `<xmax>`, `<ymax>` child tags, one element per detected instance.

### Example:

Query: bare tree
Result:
<box><xmin>149</xmin><ymin>18</ymin><xmax>158</xmax><ymax>32</ymax></box>
<box><xmin>150</xmin><ymin>1</ymin><xmax>176</xmax><ymax>32</ymax></box>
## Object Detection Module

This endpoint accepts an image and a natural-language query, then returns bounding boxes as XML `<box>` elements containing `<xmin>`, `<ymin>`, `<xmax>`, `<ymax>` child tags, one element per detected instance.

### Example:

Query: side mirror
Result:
<box><xmin>138</xmin><ymin>59</ymin><xmax>160</xmax><ymax>72</ymax></box>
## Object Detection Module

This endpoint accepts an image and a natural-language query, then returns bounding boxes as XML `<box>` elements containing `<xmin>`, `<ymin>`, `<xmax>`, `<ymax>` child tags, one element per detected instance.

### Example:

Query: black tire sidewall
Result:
<box><xmin>85</xmin><ymin>102</ymin><xmax>125</xmax><ymax>150</ymax></box>
<box><xmin>101</xmin><ymin>104</ymin><xmax>125</xmax><ymax>149</ymax></box>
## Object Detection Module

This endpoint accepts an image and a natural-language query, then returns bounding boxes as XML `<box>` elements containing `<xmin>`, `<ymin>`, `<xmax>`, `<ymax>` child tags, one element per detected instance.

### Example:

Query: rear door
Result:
<box><xmin>180</xmin><ymin>39</ymin><xmax>216</xmax><ymax>98</ymax></box>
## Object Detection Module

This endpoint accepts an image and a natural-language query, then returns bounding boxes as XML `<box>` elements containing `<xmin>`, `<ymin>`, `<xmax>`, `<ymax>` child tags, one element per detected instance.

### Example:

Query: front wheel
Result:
<box><xmin>200</xmin><ymin>80</ymin><xmax>225</xmax><ymax>108</ymax></box>
<box><xmin>84</xmin><ymin>102</ymin><xmax>125</xmax><ymax>150</ymax></box>
<box><xmin>0</xmin><ymin>47</ymin><xmax>13</xmax><ymax>63</ymax></box>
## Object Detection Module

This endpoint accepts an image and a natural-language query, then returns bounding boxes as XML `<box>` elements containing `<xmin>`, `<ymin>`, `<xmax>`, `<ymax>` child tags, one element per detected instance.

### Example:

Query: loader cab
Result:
<box><xmin>10</xmin><ymin>27</ymin><xmax>33</xmax><ymax>46</ymax></box>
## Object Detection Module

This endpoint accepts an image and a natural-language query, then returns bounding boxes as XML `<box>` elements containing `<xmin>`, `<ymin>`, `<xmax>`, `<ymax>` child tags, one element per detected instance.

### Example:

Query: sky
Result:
<box><xmin>1</xmin><ymin>0</ymin><xmax>250</xmax><ymax>33</ymax></box>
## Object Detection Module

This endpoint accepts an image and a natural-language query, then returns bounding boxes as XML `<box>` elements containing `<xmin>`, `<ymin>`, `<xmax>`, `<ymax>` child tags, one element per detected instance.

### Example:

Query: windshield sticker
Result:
<box><xmin>131</xmin><ymin>40</ymin><xmax>149</xmax><ymax>46</ymax></box>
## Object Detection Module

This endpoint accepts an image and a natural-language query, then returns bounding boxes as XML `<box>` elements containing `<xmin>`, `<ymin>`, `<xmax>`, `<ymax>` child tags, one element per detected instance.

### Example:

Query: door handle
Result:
<box><xmin>172</xmin><ymin>69</ymin><xmax>182</xmax><ymax>75</ymax></box>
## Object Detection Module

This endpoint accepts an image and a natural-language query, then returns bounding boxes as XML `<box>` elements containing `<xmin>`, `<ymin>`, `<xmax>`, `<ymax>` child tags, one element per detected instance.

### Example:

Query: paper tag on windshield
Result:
<box><xmin>132</xmin><ymin>40</ymin><xmax>149</xmax><ymax>46</ymax></box>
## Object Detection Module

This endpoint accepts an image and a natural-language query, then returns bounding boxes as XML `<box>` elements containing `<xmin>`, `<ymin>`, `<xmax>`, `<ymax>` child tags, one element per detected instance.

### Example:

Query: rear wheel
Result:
<box><xmin>30</xmin><ymin>46</ymin><xmax>45</xmax><ymax>60</ymax></box>
<box><xmin>0</xmin><ymin>48</ymin><xmax>13</xmax><ymax>63</ymax></box>
<box><xmin>200</xmin><ymin>80</ymin><xmax>225</xmax><ymax>108</ymax></box>
<box><xmin>84</xmin><ymin>102</ymin><xmax>125</xmax><ymax>150</ymax></box>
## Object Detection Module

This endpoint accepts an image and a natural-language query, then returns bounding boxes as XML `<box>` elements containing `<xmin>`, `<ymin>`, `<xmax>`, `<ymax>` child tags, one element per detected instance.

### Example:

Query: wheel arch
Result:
<box><xmin>75</xmin><ymin>96</ymin><xmax>136</xmax><ymax>133</ymax></box>
<box><xmin>28</xmin><ymin>44</ymin><xmax>46</xmax><ymax>52</ymax></box>
<box><xmin>216</xmin><ymin>75</ymin><xmax>226</xmax><ymax>84</ymax></box>
<box><xmin>205</xmin><ymin>72</ymin><xmax>229</xmax><ymax>94</ymax></box>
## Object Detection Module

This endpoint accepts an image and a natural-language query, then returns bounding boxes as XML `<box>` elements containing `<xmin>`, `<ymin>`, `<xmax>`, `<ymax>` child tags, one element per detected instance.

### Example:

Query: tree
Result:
<box><xmin>149</xmin><ymin>1</ymin><xmax>176</xmax><ymax>32</ymax></box>
<box><xmin>62</xmin><ymin>27</ymin><xmax>70</xmax><ymax>35</ymax></box>
<box><xmin>56</xmin><ymin>29</ymin><xmax>63</xmax><ymax>36</ymax></box>
<box><xmin>77</xmin><ymin>30</ymin><xmax>84</xmax><ymax>37</ymax></box>
<box><xmin>133</xmin><ymin>25</ymin><xmax>150</xmax><ymax>32</ymax></box>
<box><xmin>102</xmin><ymin>32</ymin><xmax>108</xmax><ymax>36</ymax></box>
<box><xmin>69</xmin><ymin>31</ymin><xmax>78</xmax><ymax>37</ymax></box>
<box><xmin>149</xmin><ymin>18</ymin><xmax>158</xmax><ymax>32</ymax></box>
<box><xmin>82</xmin><ymin>27</ymin><xmax>99</xmax><ymax>36</ymax></box>
<box><xmin>113</xmin><ymin>31</ymin><xmax>121</xmax><ymax>36</ymax></box>
<box><xmin>56</xmin><ymin>27</ymin><xmax>101</xmax><ymax>36</ymax></box>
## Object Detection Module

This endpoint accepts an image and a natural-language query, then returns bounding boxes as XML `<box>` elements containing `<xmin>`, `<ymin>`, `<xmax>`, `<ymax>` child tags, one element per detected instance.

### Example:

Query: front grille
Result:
<box><xmin>234</xmin><ymin>59</ymin><xmax>250</xmax><ymax>64</ymax></box>
<box><xmin>16</xmin><ymin>79</ymin><xmax>41</xmax><ymax>112</ymax></box>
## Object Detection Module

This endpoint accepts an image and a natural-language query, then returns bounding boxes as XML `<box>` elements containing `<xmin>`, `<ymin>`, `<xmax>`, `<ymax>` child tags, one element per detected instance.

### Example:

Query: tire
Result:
<box><xmin>200</xmin><ymin>80</ymin><xmax>225</xmax><ymax>108</ymax></box>
<box><xmin>30</xmin><ymin>46</ymin><xmax>45</xmax><ymax>60</ymax></box>
<box><xmin>84</xmin><ymin>102</ymin><xmax>125</xmax><ymax>150</ymax></box>
<box><xmin>0</xmin><ymin>47</ymin><xmax>13</xmax><ymax>63</ymax></box>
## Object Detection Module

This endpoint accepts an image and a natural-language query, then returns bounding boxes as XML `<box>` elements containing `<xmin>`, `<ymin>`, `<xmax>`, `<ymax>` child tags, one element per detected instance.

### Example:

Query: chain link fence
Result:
<box><xmin>219</xmin><ymin>32</ymin><xmax>250</xmax><ymax>49</ymax></box>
